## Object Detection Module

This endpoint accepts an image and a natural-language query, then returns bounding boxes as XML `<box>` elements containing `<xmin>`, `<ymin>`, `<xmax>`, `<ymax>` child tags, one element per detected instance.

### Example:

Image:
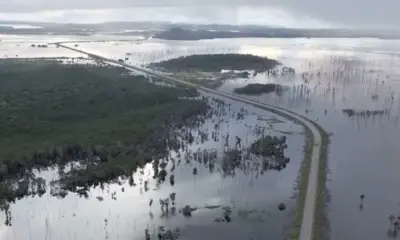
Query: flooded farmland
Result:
<box><xmin>1</xmin><ymin>35</ymin><xmax>400</xmax><ymax>239</ymax></box>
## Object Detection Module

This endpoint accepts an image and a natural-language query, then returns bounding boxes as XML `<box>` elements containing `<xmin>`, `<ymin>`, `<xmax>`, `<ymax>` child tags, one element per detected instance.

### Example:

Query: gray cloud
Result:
<box><xmin>0</xmin><ymin>0</ymin><xmax>398</xmax><ymax>29</ymax></box>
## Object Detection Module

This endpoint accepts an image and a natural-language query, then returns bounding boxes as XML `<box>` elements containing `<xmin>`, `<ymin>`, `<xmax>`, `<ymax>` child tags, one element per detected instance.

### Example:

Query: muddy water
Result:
<box><xmin>0</xmin><ymin>94</ymin><xmax>304</xmax><ymax>240</ymax></box>
<box><xmin>66</xmin><ymin>37</ymin><xmax>400</xmax><ymax>239</ymax></box>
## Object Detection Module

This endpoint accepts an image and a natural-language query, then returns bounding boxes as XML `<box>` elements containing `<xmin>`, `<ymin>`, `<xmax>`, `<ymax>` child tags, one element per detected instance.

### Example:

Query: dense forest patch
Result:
<box><xmin>149</xmin><ymin>54</ymin><xmax>280</xmax><ymax>73</ymax></box>
<box><xmin>0</xmin><ymin>59</ymin><xmax>208</xmax><ymax>206</ymax></box>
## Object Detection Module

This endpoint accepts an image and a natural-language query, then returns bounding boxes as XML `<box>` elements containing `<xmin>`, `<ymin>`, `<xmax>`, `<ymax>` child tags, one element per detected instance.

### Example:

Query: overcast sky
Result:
<box><xmin>0</xmin><ymin>0</ymin><xmax>398</xmax><ymax>29</ymax></box>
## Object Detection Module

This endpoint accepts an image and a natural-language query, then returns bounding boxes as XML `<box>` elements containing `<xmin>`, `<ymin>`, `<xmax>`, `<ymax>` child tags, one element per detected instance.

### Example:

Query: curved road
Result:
<box><xmin>57</xmin><ymin>43</ymin><xmax>322</xmax><ymax>240</ymax></box>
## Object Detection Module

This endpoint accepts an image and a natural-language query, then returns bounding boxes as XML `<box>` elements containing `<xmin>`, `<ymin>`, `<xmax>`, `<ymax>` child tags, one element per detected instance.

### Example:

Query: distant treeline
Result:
<box><xmin>153</xmin><ymin>27</ymin><xmax>400</xmax><ymax>41</ymax></box>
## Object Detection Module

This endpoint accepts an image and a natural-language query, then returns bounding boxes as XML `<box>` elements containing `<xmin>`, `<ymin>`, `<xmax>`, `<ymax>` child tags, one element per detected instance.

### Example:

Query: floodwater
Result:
<box><xmin>0</xmin><ymin>24</ymin><xmax>43</xmax><ymax>29</ymax></box>
<box><xmin>0</xmin><ymin>86</ymin><xmax>304</xmax><ymax>239</ymax></box>
<box><xmin>2</xmin><ymin>35</ymin><xmax>400</xmax><ymax>239</ymax></box>
<box><xmin>63</xmin><ymin>37</ymin><xmax>400</xmax><ymax>239</ymax></box>
<box><xmin>0</xmin><ymin>34</ymin><xmax>144</xmax><ymax>59</ymax></box>
<box><xmin>213</xmin><ymin>39</ymin><xmax>400</xmax><ymax>240</ymax></box>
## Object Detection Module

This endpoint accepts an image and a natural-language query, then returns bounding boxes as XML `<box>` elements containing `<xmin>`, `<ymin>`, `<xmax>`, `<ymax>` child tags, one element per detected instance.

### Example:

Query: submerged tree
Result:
<box><xmin>169</xmin><ymin>174</ymin><xmax>175</xmax><ymax>186</ymax></box>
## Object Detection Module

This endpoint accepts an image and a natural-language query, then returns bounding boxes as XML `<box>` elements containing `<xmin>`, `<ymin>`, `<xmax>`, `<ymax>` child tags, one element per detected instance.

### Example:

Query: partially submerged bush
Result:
<box><xmin>278</xmin><ymin>203</ymin><xmax>286</xmax><ymax>211</ymax></box>
<box><xmin>250</xmin><ymin>136</ymin><xmax>290</xmax><ymax>171</ymax></box>
<box><xmin>181</xmin><ymin>205</ymin><xmax>197</xmax><ymax>217</ymax></box>
<box><xmin>222</xmin><ymin>149</ymin><xmax>242</xmax><ymax>174</ymax></box>
<box><xmin>342</xmin><ymin>108</ymin><xmax>390</xmax><ymax>117</ymax></box>
<box><xmin>234</xmin><ymin>83</ymin><xmax>287</xmax><ymax>95</ymax></box>
<box><xmin>250</xmin><ymin>136</ymin><xmax>287</xmax><ymax>157</ymax></box>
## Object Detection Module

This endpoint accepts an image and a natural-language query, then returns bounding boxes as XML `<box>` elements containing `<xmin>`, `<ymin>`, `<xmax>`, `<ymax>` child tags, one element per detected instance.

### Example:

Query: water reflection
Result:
<box><xmin>76</xmin><ymin>37</ymin><xmax>400</xmax><ymax>239</ymax></box>
<box><xmin>0</xmin><ymin>94</ymin><xmax>304</xmax><ymax>240</ymax></box>
<box><xmin>4</xmin><ymin>36</ymin><xmax>400</xmax><ymax>239</ymax></box>
<box><xmin>215</xmin><ymin>41</ymin><xmax>400</xmax><ymax>240</ymax></box>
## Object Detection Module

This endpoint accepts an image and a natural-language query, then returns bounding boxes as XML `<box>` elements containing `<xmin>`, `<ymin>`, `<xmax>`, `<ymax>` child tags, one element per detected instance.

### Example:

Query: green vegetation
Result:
<box><xmin>0</xmin><ymin>59</ymin><xmax>208</xmax><ymax>204</ymax></box>
<box><xmin>287</xmin><ymin>131</ymin><xmax>313</xmax><ymax>240</ymax></box>
<box><xmin>312</xmin><ymin>126</ymin><xmax>330</xmax><ymax>240</ymax></box>
<box><xmin>149</xmin><ymin>54</ymin><xmax>280</xmax><ymax>73</ymax></box>
<box><xmin>250</xmin><ymin>135</ymin><xmax>289</xmax><ymax>163</ymax></box>
<box><xmin>286</xmin><ymin>126</ymin><xmax>329</xmax><ymax>240</ymax></box>
<box><xmin>148</xmin><ymin>54</ymin><xmax>281</xmax><ymax>90</ymax></box>
<box><xmin>164</xmin><ymin>71</ymin><xmax>252</xmax><ymax>90</ymax></box>
<box><xmin>234</xmin><ymin>83</ymin><xmax>286</xmax><ymax>95</ymax></box>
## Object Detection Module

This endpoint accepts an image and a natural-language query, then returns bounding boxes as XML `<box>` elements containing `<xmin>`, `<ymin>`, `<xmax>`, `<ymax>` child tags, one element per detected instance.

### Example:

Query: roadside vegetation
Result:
<box><xmin>313</xmin><ymin>126</ymin><xmax>330</xmax><ymax>240</ymax></box>
<box><xmin>235</xmin><ymin>100</ymin><xmax>329</xmax><ymax>240</ymax></box>
<box><xmin>0</xmin><ymin>59</ymin><xmax>208</xmax><ymax>207</ymax></box>
<box><xmin>286</xmin><ymin>123</ymin><xmax>329</xmax><ymax>240</ymax></box>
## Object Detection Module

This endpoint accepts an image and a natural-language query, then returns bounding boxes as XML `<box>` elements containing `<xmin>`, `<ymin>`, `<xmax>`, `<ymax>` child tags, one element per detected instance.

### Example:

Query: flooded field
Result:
<box><xmin>0</xmin><ymin>92</ymin><xmax>304</xmax><ymax>240</ymax></box>
<box><xmin>65</xmin><ymin>37</ymin><xmax>400</xmax><ymax>239</ymax></box>
<box><xmin>2</xmin><ymin>35</ymin><xmax>400</xmax><ymax>239</ymax></box>
<box><xmin>213</xmin><ymin>39</ymin><xmax>400</xmax><ymax>240</ymax></box>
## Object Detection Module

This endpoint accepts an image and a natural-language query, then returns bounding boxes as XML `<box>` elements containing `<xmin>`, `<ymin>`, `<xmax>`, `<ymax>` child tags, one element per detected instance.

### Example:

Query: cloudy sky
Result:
<box><xmin>0</xmin><ymin>0</ymin><xmax>398</xmax><ymax>29</ymax></box>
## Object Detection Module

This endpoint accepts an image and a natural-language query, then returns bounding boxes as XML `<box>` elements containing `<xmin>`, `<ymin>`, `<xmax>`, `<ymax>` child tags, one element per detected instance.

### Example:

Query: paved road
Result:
<box><xmin>58</xmin><ymin>43</ymin><xmax>323</xmax><ymax>240</ymax></box>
